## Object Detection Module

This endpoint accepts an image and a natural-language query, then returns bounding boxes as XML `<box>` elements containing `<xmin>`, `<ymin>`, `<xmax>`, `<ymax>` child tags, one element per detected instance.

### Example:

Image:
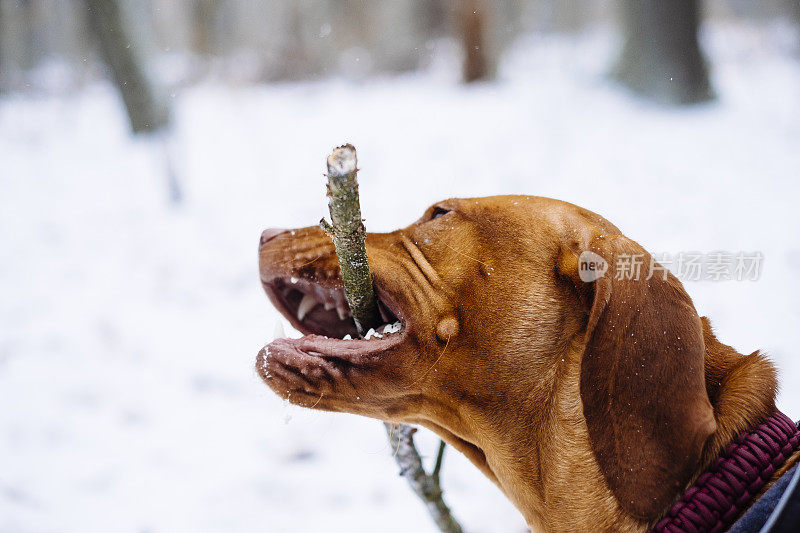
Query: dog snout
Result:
<box><xmin>260</xmin><ymin>228</ymin><xmax>287</xmax><ymax>250</ymax></box>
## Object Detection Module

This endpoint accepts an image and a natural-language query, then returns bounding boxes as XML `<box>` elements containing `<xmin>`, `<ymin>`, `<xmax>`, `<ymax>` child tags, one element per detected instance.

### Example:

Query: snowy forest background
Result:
<box><xmin>2</xmin><ymin>1</ymin><xmax>800</xmax><ymax>532</ymax></box>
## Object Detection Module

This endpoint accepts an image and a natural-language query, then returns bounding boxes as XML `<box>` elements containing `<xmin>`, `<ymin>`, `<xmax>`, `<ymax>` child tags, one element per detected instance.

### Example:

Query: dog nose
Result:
<box><xmin>260</xmin><ymin>228</ymin><xmax>286</xmax><ymax>250</ymax></box>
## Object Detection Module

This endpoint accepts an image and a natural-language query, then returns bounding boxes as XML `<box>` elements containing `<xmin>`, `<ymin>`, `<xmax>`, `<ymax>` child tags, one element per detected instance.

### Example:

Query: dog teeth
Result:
<box><xmin>297</xmin><ymin>294</ymin><xmax>319</xmax><ymax>321</ymax></box>
<box><xmin>383</xmin><ymin>321</ymin><xmax>402</xmax><ymax>334</ymax></box>
<box><xmin>336</xmin><ymin>305</ymin><xmax>348</xmax><ymax>321</ymax></box>
<box><xmin>273</xmin><ymin>319</ymin><xmax>287</xmax><ymax>340</ymax></box>
<box><xmin>323</xmin><ymin>301</ymin><xmax>334</xmax><ymax>311</ymax></box>
<box><xmin>363</xmin><ymin>328</ymin><xmax>383</xmax><ymax>340</ymax></box>
<box><xmin>336</xmin><ymin>321</ymin><xmax>401</xmax><ymax>343</ymax></box>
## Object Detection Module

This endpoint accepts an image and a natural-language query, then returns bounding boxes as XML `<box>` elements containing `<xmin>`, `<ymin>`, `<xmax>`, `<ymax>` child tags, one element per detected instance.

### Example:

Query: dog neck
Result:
<box><xmin>459</xmin><ymin>335</ymin><xmax>650</xmax><ymax>533</ymax></box>
<box><xmin>464</xmin><ymin>319</ymin><xmax>788</xmax><ymax>533</ymax></box>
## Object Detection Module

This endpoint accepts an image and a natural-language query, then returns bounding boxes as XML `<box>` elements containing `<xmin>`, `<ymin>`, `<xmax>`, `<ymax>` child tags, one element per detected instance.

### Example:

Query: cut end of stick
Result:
<box><xmin>327</xmin><ymin>144</ymin><xmax>357</xmax><ymax>177</ymax></box>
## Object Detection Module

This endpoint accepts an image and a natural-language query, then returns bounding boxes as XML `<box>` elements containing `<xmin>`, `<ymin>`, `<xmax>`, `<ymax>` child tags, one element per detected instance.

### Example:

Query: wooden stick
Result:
<box><xmin>385</xmin><ymin>423</ymin><xmax>464</xmax><ymax>533</ymax></box>
<box><xmin>320</xmin><ymin>144</ymin><xmax>463</xmax><ymax>533</ymax></box>
<box><xmin>320</xmin><ymin>144</ymin><xmax>380</xmax><ymax>335</ymax></box>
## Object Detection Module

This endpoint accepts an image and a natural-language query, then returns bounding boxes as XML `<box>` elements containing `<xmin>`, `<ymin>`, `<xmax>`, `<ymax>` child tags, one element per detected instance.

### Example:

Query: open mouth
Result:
<box><xmin>257</xmin><ymin>272</ymin><xmax>408</xmax><ymax>406</ymax></box>
<box><xmin>263</xmin><ymin>276</ymin><xmax>407</xmax><ymax>347</ymax></box>
<box><xmin>256</xmin><ymin>229</ymin><xmax>411</xmax><ymax>403</ymax></box>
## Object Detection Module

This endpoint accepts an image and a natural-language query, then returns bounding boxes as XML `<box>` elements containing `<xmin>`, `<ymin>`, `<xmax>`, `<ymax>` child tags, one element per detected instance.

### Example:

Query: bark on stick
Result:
<box><xmin>320</xmin><ymin>144</ymin><xmax>381</xmax><ymax>335</ymax></box>
<box><xmin>385</xmin><ymin>424</ymin><xmax>464</xmax><ymax>533</ymax></box>
<box><xmin>320</xmin><ymin>144</ymin><xmax>463</xmax><ymax>533</ymax></box>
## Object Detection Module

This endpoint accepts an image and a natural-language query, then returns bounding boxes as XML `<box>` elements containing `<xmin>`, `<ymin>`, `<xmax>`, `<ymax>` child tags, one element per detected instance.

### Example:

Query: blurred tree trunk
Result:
<box><xmin>84</xmin><ymin>0</ymin><xmax>168</xmax><ymax>134</ymax></box>
<box><xmin>280</xmin><ymin>0</ymin><xmax>309</xmax><ymax>79</ymax></box>
<box><xmin>19</xmin><ymin>0</ymin><xmax>40</xmax><ymax>71</ymax></box>
<box><xmin>84</xmin><ymin>0</ymin><xmax>180</xmax><ymax>204</ymax></box>
<box><xmin>420</xmin><ymin>0</ymin><xmax>447</xmax><ymax>36</ymax></box>
<box><xmin>458</xmin><ymin>0</ymin><xmax>491</xmax><ymax>83</ymax></box>
<box><xmin>0</xmin><ymin>2</ymin><xmax>4</xmax><ymax>92</ymax></box>
<box><xmin>790</xmin><ymin>0</ymin><xmax>800</xmax><ymax>22</ymax></box>
<box><xmin>614</xmin><ymin>0</ymin><xmax>713</xmax><ymax>104</ymax></box>
<box><xmin>191</xmin><ymin>0</ymin><xmax>217</xmax><ymax>56</ymax></box>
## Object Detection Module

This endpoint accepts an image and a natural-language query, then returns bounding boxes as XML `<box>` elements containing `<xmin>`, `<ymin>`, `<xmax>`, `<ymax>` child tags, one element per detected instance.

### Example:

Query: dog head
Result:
<box><xmin>257</xmin><ymin>195</ymin><xmax>716</xmax><ymax>521</ymax></box>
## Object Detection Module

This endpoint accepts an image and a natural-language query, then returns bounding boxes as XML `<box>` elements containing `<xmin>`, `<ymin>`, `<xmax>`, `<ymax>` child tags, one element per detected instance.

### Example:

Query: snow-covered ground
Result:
<box><xmin>1</xmin><ymin>23</ymin><xmax>799</xmax><ymax>533</ymax></box>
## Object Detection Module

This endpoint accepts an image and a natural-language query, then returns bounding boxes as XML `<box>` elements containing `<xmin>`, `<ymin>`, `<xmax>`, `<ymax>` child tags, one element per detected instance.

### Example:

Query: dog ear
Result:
<box><xmin>558</xmin><ymin>234</ymin><xmax>716</xmax><ymax>520</ymax></box>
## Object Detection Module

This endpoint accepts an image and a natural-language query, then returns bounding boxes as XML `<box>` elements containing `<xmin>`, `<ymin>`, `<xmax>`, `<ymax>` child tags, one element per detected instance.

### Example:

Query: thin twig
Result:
<box><xmin>432</xmin><ymin>439</ymin><xmax>447</xmax><ymax>484</ymax></box>
<box><xmin>384</xmin><ymin>423</ymin><xmax>463</xmax><ymax>533</ymax></box>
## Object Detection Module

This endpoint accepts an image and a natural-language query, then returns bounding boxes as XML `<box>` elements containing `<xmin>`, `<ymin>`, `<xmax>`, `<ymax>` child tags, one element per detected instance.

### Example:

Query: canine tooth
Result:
<box><xmin>334</xmin><ymin>290</ymin><xmax>347</xmax><ymax>305</ymax></box>
<box><xmin>365</xmin><ymin>328</ymin><xmax>376</xmax><ymax>339</ymax></box>
<box><xmin>336</xmin><ymin>306</ymin><xmax>347</xmax><ymax>321</ymax></box>
<box><xmin>273</xmin><ymin>320</ymin><xmax>286</xmax><ymax>340</ymax></box>
<box><xmin>312</xmin><ymin>285</ymin><xmax>327</xmax><ymax>301</ymax></box>
<box><xmin>343</xmin><ymin>334</ymin><xmax>352</xmax><ymax>340</ymax></box>
<box><xmin>323</xmin><ymin>301</ymin><xmax>334</xmax><ymax>311</ymax></box>
<box><xmin>297</xmin><ymin>294</ymin><xmax>318</xmax><ymax>321</ymax></box>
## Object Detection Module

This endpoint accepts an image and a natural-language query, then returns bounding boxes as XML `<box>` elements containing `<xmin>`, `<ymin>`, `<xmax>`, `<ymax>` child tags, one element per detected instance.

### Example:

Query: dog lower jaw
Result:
<box><xmin>256</xmin><ymin>329</ymin><xmax>409</xmax><ymax>407</ymax></box>
<box><xmin>263</xmin><ymin>330</ymin><xmax>406</xmax><ymax>365</ymax></box>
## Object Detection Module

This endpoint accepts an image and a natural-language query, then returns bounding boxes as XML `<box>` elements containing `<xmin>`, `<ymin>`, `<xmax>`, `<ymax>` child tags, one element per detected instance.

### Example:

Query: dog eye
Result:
<box><xmin>429</xmin><ymin>206</ymin><xmax>450</xmax><ymax>220</ymax></box>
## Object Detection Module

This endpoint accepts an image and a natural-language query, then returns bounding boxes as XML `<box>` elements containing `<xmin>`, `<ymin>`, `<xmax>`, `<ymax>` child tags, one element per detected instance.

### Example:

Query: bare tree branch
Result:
<box><xmin>385</xmin><ymin>423</ymin><xmax>463</xmax><ymax>533</ymax></box>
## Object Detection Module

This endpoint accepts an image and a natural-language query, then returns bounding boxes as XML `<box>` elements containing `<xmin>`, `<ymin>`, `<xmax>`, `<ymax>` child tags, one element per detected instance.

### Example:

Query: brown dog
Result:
<box><xmin>257</xmin><ymin>195</ymin><xmax>797</xmax><ymax>532</ymax></box>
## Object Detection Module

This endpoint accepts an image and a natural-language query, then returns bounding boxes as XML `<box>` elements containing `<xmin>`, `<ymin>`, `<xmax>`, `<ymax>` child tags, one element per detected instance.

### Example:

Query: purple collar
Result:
<box><xmin>653</xmin><ymin>411</ymin><xmax>800</xmax><ymax>533</ymax></box>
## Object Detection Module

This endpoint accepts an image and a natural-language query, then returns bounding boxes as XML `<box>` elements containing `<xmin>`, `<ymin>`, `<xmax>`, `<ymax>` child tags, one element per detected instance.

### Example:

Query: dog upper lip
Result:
<box><xmin>259</xmin><ymin>228</ymin><xmax>287</xmax><ymax>249</ymax></box>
